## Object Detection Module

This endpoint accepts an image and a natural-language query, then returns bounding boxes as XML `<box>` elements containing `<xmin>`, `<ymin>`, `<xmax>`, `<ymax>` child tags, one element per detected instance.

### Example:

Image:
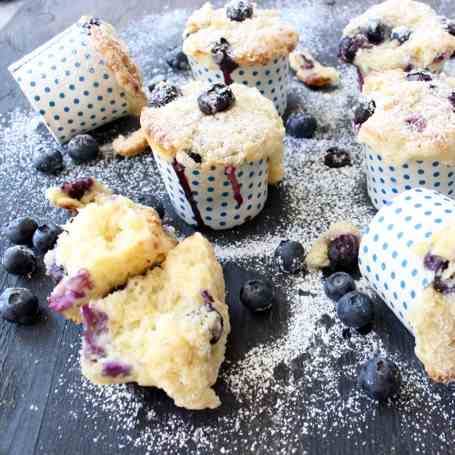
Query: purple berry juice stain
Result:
<box><xmin>225</xmin><ymin>165</ymin><xmax>243</xmax><ymax>207</ymax></box>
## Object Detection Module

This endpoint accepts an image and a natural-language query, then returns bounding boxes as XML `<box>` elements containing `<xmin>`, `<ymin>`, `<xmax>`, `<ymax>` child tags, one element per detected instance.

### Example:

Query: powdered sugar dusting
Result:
<box><xmin>3</xmin><ymin>1</ymin><xmax>455</xmax><ymax>454</ymax></box>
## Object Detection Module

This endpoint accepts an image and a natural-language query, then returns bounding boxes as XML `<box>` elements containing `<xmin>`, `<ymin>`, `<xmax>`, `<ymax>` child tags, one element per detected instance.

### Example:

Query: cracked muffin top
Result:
<box><xmin>340</xmin><ymin>0</ymin><xmax>455</xmax><ymax>76</ymax></box>
<box><xmin>141</xmin><ymin>80</ymin><xmax>285</xmax><ymax>184</ymax></box>
<box><xmin>357</xmin><ymin>69</ymin><xmax>455</xmax><ymax>165</ymax></box>
<box><xmin>183</xmin><ymin>2</ymin><xmax>298</xmax><ymax>68</ymax></box>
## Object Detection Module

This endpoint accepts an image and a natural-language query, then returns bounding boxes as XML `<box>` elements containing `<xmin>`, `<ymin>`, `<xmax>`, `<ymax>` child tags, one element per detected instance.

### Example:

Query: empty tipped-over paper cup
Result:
<box><xmin>359</xmin><ymin>188</ymin><xmax>455</xmax><ymax>382</ymax></box>
<box><xmin>9</xmin><ymin>16</ymin><xmax>147</xmax><ymax>143</ymax></box>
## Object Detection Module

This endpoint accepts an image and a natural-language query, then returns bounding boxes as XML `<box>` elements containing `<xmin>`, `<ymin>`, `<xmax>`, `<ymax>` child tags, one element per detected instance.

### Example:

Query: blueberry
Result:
<box><xmin>240</xmin><ymin>280</ymin><xmax>275</xmax><ymax>312</ymax></box>
<box><xmin>165</xmin><ymin>47</ymin><xmax>190</xmax><ymax>71</ymax></box>
<box><xmin>137</xmin><ymin>195</ymin><xmax>165</xmax><ymax>219</ymax></box>
<box><xmin>67</xmin><ymin>134</ymin><xmax>99</xmax><ymax>163</ymax></box>
<box><xmin>2</xmin><ymin>246</ymin><xmax>37</xmax><ymax>276</ymax></box>
<box><xmin>324</xmin><ymin>147</ymin><xmax>351</xmax><ymax>168</ymax></box>
<box><xmin>338</xmin><ymin>34</ymin><xmax>370</xmax><ymax>63</ymax></box>
<box><xmin>365</xmin><ymin>20</ymin><xmax>388</xmax><ymax>45</ymax></box>
<box><xmin>324</xmin><ymin>272</ymin><xmax>356</xmax><ymax>301</ymax></box>
<box><xmin>391</xmin><ymin>26</ymin><xmax>412</xmax><ymax>44</ymax></box>
<box><xmin>211</xmin><ymin>38</ymin><xmax>239</xmax><ymax>74</ymax></box>
<box><xmin>286</xmin><ymin>112</ymin><xmax>317</xmax><ymax>139</ymax></box>
<box><xmin>148</xmin><ymin>74</ymin><xmax>166</xmax><ymax>92</ymax></box>
<box><xmin>32</xmin><ymin>147</ymin><xmax>64</xmax><ymax>175</ymax></box>
<box><xmin>198</xmin><ymin>84</ymin><xmax>235</xmax><ymax>115</ymax></box>
<box><xmin>274</xmin><ymin>240</ymin><xmax>305</xmax><ymax>274</ymax></box>
<box><xmin>358</xmin><ymin>356</ymin><xmax>401</xmax><ymax>401</ymax></box>
<box><xmin>336</xmin><ymin>291</ymin><xmax>374</xmax><ymax>329</ymax></box>
<box><xmin>5</xmin><ymin>217</ymin><xmax>38</xmax><ymax>245</ymax></box>
<box><xmin>226</xmin><ymin>0</ymin><xmax>253</xmax><ymax>22</ymax></box>
<box><xmin>0</xmin><ymin>288</ymin><xmax>39</xmax><ymax>324</ymax></box>
<box><xmin>443</xmin><ymin>18</ymin><xmax>455</xmax><ymax>36</ymax></box>
<box><xmin>32</xmin><ymin>223</ymin><xmax>63</xmax><ymax>254</ymax></box>
<box><xmin>353</xmin><ymin>99</ymin><xmax>376</xmax><ymax>126</ymax></box>
<box><xmin>424</xmin><ymin>253</ymin><xmax>448</xmax><ymax>272</ymax></box>
<box><xmin>406</xmin><ymin>71</ymin><xmax>432</xmax><ymax>82</ymax></box>
<box><xmin>188</xmin><ymin>152</ymin><xmax>203</xmax><ymax>163</ymax></box>
<box><xmin>61</xmin><ymin>177</ymin><xmax>94</xmax><ymax>200</ymax></box>
<box><xmin>150</xmin><ymin>81</ymin><xmax>182</xmax><ymax>108</ymax></box>
<box><xmin>328</xmin><ymin>234</ymin><xmax>360</xmax><ymax>272</ymax></box>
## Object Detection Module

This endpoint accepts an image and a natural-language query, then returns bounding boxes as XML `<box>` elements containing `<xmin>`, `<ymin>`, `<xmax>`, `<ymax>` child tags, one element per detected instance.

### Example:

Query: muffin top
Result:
<box><xmin>79</xmin><ymin>16</ymin><xmax>147</xmax><ymax>116</ymax></box>
<box><xmin>141</xmin><ymin>81</ymin><xmax>285</xmax><ymax>184</ymax></box>
<box><xmin>182</xmin><ymin>2</ymin><xmax>298</xmax><ymax>68</ymax></box>
<box><xmin>357</xmin><ymin>69</ymin><xmax>455</xmax><ymax>165</ymax></box>
<box><xmin>340</xmin><ymin>0</ymin><xmax>455</xmax><ymax>76</ymax></box>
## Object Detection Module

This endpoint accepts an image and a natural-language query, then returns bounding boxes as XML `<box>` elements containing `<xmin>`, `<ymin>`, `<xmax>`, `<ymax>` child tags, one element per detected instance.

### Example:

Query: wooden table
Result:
<box><xmin>1</xmin><ymin>1</ymin><xmax>455</xmax><ymax>454</ymax></box>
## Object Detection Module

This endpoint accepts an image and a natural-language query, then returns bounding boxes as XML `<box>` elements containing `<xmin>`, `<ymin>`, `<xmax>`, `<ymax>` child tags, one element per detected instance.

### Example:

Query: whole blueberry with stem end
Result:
<box><xmin>33</xmin><ymin>147</ymin><xmax>64</xmax><ymax>175</ymax></box>
<box><xmin>336</xmin><ymin>291</ymin><xmax>374</xmax><ymax>329</ymax></box>
<box><xmin>67</xmin><ymin>134</ymin><xmax>99</xmax><ymax>163</ymax></box>
<box><xmin>0</xmin><ymin>288</ymin><xmax>40</xmax><ymax>325</ymax></box>
<box><xmin>358</xmin><ymin>356</ymin><xmax>401</xmax><ymax>401</ymax></box>
<box><xmin>286</xmin><ymin>112</ymin><xmax>317</xmax><ymax>139</ymax></box>
<box><xmin>240</xmin><ymin>280</ymin><xmax>276</xmax><ymax>312</ymax></box>
<box><xmin>5</xmin><ymin>217</ymin><xmax>38</xmax><ymax>245</ymax></box>
<box><xmin>32</xmin><ymin>223</ymin><xmax>63</xmax><ymax>254</ymax></box>
<box><xmin>274</xmin><ymin>240</ymin><xmax>305</xmax><ymax>274</ymax></box>
<box><xmin>324</xmin><ymin>272</ymin><xmax>356</xmax><ymax>301</ymax></box>
<box><xmin>2</xmin><ymin>246</ymin><xmax>37</xmax><ymax>276</ymax></box>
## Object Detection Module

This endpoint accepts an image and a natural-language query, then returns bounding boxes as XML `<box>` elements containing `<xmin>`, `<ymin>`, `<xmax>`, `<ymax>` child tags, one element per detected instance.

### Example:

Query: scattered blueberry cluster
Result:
<box><xmin>32</xmin><ymin>133</ymin><xmax>100</xmax><ymax>175</ymax></box>
<box><xmin>1</xmin><ymin>216</ymin><xmax>64</xmax><ymax>325</ymax></box>
<box><xmin>320</xmin><ymin>233</ymin><xmax>401</xmax><ymax>401</ymax></box>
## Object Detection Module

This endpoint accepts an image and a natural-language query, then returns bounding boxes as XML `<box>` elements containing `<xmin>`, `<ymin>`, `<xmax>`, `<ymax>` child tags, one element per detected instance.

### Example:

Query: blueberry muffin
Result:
<box><xmin>80</xmin><ymin>233</ymin><xmax>229</xmax><ymax>410</ymax></box>
<box><xmin>183</xmin><ymin>1</ymin><xmax>298</xmax><ymax>114</ymax></box>
<box><xmin>411</xmin><ymin>221</ymin><xmax>455</xmax><ymax>382</ymax></box>
<box><xmin>356</xmin><ymin>69</ymin><xmax>455</xmax><ymax>208</ymax></box>
<box><xmin>141</xmin><ymin>80</ymin><xmax>284</xmax><ymax>229</ymax></box>
<box><xmin>45</xmin><ymin>183</ymin><xmax>177</xmax><ymax>322</ymax></box>
<box><xmin>9</xmin><ymin>16</ymin><xmax>147</xmax><ymax>143</ymax></box>
<box><xmin>340</xmin><ymin>0</ymin><xmax>455</xmax><ymax>80</ymax></box>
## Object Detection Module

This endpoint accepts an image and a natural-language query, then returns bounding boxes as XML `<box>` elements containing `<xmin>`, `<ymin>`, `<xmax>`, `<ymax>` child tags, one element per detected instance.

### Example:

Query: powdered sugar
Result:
<box><xmin>3</xmin><ymin>1</ymin><xmax>455</xmax><ymax>454</ymax></box>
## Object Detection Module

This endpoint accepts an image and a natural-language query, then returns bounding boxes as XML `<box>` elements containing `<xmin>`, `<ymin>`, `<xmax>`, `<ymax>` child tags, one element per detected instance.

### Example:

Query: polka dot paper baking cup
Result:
<box><xmin>189</xmin><ymin>56</ymin><xmax>289</xmax><ymax>116</ymax></box>
<box><xmin>359</xmin><ymin>188</ymin><xmax>455</xmax><ymax>333</ymax></box>
<box><xmin>154</xmin><ymin>154</ymin><xmax>269</xmax><ymax>230</ymax></box>
<box><xmin>365</xmin><ymin>149</ymin><xmax>455</xmax><ymax>210</ymax></box>
<box><xmin>9</xmin><ymin>18</ymin><xmax>134</xmax><ymax>143</ymax></box>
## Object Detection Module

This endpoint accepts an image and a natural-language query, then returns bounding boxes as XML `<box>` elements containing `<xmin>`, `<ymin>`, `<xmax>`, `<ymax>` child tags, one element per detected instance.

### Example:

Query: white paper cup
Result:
<box><xmin>9</xmin><ymin>19</ymin><xmax>132</xmax><ymax>143</ymax></box>
<box><xmin>154</xmin><ymin>153</ymin><xmax>269</xmax><ymax>230</ymax></box>
<box><xmin>188</xmin><ymin>56</ymin><xmax>289</xmax><ymax>116</ymax></box>
<box><xmin>359</xmin><ymin>188</ymin><xmax>455</xmax><ymax>333</ymax></box>
<box><xmin>365</xmin><ymin>148</ymin><xmax>455</xmax><ymax>210</ymax></box>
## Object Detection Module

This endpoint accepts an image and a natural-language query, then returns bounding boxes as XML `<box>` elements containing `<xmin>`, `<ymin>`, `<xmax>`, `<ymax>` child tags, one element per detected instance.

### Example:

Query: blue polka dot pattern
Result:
<box><xmin>365</xmin><ymin>152</ymin><xmax>455</xmax><ymax>210</ymax></box>
<box><xmin>189</xmin><ymin>56</ymin><xmax>289</xmax><ymax>116</ymax></box>
<box><xmin>8</xmin><ymin>21</ymin><xmax>131</xmax><ymax>143</ymax></box>
<box><xmin>154</xmin><ymin>154</ymin><xmax>269</xmax><ymax>230</ymax></box>
<box><xmin>359</xmin><ymin>188</ymin><xmax>455</xmax><ymax>334</ymax></box>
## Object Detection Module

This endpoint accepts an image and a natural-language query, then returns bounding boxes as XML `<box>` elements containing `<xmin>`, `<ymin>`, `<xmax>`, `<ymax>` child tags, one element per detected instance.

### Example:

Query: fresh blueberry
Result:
<box><xmin>286</xmin><ymin>112</ymin><xmax>317</xmax><ymax>139</ymax></box>
<box><xmin>406</xmin><ymin>71</ymin><xmax>432</xmax><ymax>82</ymax></box>
<box><xmin>198</xmin><ymin>84</ymin><xmax>235</xmax><ymax>115</ymax></box>
<box><xmin>240</xmin><ymin>280</ymin><xmax>275</xmax><ymax>312</ymax></box>
<box><xmin>353</xmin><ymin>99</ymin><xmax>376</xmax><ymax>126</ymax></box>
<box><xmin>150</xmin><ymin>81</ymin><xmax>182</xmax><ymax>108</ymax></box>
<box><xmin>0</xmin><ymin>288</ymin><xmax>39</xmax><ymax>324</ymax></box>
<box><xmin>148</xmin><ymin>74</ymin><xmax>166</xmax><ymax>92</ymax></box>
<box><xmin>226</xmin><ymin>0</ymin><xmax>253</xmax><ymax>22</ymax></box>
<box><xmin>165</xmin><ymin>47</ymin><xmax>190</xmax><ymax>71</ymax></box>
<box><xmin>32</xmin><ymin>147</ymin><xmax>64</xmax><ymax>175</ymax></box>
<box><xmin>137</xmin><ymin>194</ymin><xmax>165</xmax><ymax>219</ymax></box>
<box><xmin>2</xmin><ymin>246</ymin><xmax>37</xmax><ymax>276</ymax></box>
<box><xmin>328</xmin><ymin>234</ymin><xmax>360</xmax><ymax>272</ymax></box>
<box><xmin>336</xmin><ymin>291</ymin><xmax>374</xmax><ymax>329</ymax></box>
<box><xmin>211</xmin><ymin>38</ymin><xmax>239</xmax><ymax>74</ymax></box>
<box><xmin>188</xmin><ymin>152</ymin><xmax>203</xmax><ymax>163</ymax></box>
<box><xmin>324</xmin><ymin>148</ymin><xmax>351</xmax><ymax>168</ymax></box>
<box><xmin>391</xmin><ymin>26</ymin><xmax>412</xmax><ymax>44</ymax></box>
<box><xmin>67</xmin><ymin>134</ymin><xmax>99</xmax><ymax>163</ymax></box>
<box><xmin>5</xmin><ymin>217</ymin><xmax>38</xmax><ymax>245</ymax></box>
<box><xmin>32</xmin><ymin>223</ymin><xmax>63</xmax><ymax>254</ymax></box>
<box><xmin>324</xmin><ymin>272</ymin><xmax>356</xmax><ymax>301</ymax></box>
<box><xmin>365</xmin><ymin>20</ymin><xmax>388</xmax><ymax>45</ymax></box>
<box><xmin>274</xmin><ymin>240</ymin><xmax>305</xmax><ymax>274</ymax></box>
<box><xmin>338</xmin><ymin>34</ymin><xmax>370</xmax><ymax>63</ymax></box>
<box><xmin>61</xmin><ymin>177</ymin><xmax>94</xmax><ymax>200</ymax></box>
<box><xmin>358</xmin><ymin>356</ymin><xmax>401</xmax><ymax>401</ymax></box>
